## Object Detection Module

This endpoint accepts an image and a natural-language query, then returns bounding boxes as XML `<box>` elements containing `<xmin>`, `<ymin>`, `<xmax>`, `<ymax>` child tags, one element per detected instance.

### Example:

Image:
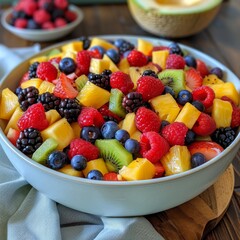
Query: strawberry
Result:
<box><xmin>36</xmin><ymin>62</ymin><xmax>58</xmax><ymax>82</ymax></box>
<box><xmin>136</xmin><ymin>76</ymin><xmax>165</xmax><ymax>101</ymax></box>
<box><xmin>188</xmin><ymin>141</ymin><xmax>224</xmax><ymax>161</ymax></box>
<box><xmin>76</xmin><ymin>50</ymin><xmax>91</xmax><ymax>76</ymax></box>
<box><xmin>68</xmin><ymin>138</ymin><xmax>99</xmax><ymax>161</ymax></box>
<box><xmin>192</xmin><ymin>112</ymin><xmax>216</xmax><ymax>136</ymax></box>
<box><xmin>140</xmin><ymin>131</ymin><xmax>170</xmax><ymax>163</ymax></box>
<box><xmin>196</xmin><ymin>59</ymin><xmax>209</xmax><ymax>77</ymax></box>
<box><xmin>110</xmin><ymin>71</ymin><xmax>134</xmax><ymax>95</ymax></box>
<box><xmin>53</xmin><ymin>73</ymin><xmax>78</xmax><ymax>99</ymax></box>
<box><xmin>78</xmin><ymin>107</ymin><xmax>105</xmax><ymax>128</ymax></box>
<box><xmin>127</xmin><ymin>50</ymin><xmax>148</xmax><ymax>67</ymax></box>
<box><xmin>98</xmin><ymin>103</ymin><xmax>122</xmax><ymax>123</ymax></box>
<box><xmin>17</xmin><ymin>103</ymin><xmax>49</xmax><ymax>131</ymax></box>
<box><xmin>161</xmin><ymin>122</ymin><xmax>188</xmax><ymax>146</ymax></box>
<box><xmin>6</xmin><ymin>128</ymin><xmax>21</xmax><ymax>146</ymax></box>
<box><xmin>166</xmin><ymin>54</ymin><xmax>185</xmax><ymax>69</ymax></box>
<box><xmin>19</xmin><ymin>72</ymin><xmax>29</xmax><ymax>86</ymax></box>
<box><xmin>103</xmin><ymin>172</ymin><xmax>120</xmax><ymax>181</ymax></box>
<box><xmin>135</xmin><ymin>107</ymin><xmax>161</xmax><ymax>133</ymax></box>
<box><xmin>153</xmin><ymin>161</ymin><xmax>165</xmax><ymax>178</ymax></box>
<box><xmin>185</xmin><ymin>68</ymin><xmax>203</xmax><ymax>90</ymax></box>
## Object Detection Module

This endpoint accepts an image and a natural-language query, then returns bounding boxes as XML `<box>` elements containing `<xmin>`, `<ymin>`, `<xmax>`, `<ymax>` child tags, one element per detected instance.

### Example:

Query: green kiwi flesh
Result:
<box><xmin>109</xmin><ymin>88</ymin><xmax>126</xmax><ymax>118</ymax></box>
<box><xmin>158</xmin><ymin>69</ymin><xmax>186</xmax><ymax>96</ymax></box>
<box><xmin>75</xmin><ymin>75</ymin><xmax>88</xmax><ymax>91</ymax></box>
<box><xmin>95</xmin><ymin>139</ymin><xmax>133</xmax><ymax>172</ymax></box>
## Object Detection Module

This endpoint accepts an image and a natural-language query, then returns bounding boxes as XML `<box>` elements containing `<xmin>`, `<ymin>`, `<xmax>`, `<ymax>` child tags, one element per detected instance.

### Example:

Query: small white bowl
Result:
<box><xmin>1</xmin><ymin>5</ymin><xmax>84</xmax><ymax>42</ymax></box>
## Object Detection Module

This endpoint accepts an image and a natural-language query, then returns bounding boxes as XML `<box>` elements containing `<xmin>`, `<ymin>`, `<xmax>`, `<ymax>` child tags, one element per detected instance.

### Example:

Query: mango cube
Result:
<box><xmin>89</xmin><ymin>58</ymin><xmax>110</xmax><ymax>74</ymax></box>
<box><xmin>118</xmin><ymin>58</ymin><xmax>130</xmax><ymax>74</ymax></box>
<box><xmin>61</xmin><ymin>41</ymin><xmax>83</xmax><ymax>53</ymax></box>
<box><xmin>103</xmin><ymin>54</ymin><xmax>119</xmax><ymax>73</ymax></box>
<box><xmin>58</xmin><ymin>164</ymin><xmax>84</xmax><ymax>177</ymax></box>
<box><xmin>82</xmin><ymin>158</ymin><xmax>109</xmax><ymax>177</ymax></box>
<box><xmin>21</xmin><ymin>78</ymin><xmax>43</xmax><ymax>89</ymax></box>
<box><xmin>152</xmin><ymin>50</ymin><xmax>169</xmax><ymax>70</ymax></box>
<box><xmin>45</xmin><ymin>110</ymin><xmax>61</xmax><ymax>125</ymax></box>
<box><xmin>89</xmin><ymin>37</ymin><xmax>116</xmax><ymax>50</ymax></box>
<box><xmin>137</xmin><ymin>38</ymin><xmax>153</xmax><ymax>56</ymax></box>
<box><xmin>120</xmin><ymin>112</ymin><xmax>137</xmax><ymax>137</ymax></box>
<box><xmin>30</xmin><ymin>56</ymin><xmax>48</xmax><ymax>65</ymax></box>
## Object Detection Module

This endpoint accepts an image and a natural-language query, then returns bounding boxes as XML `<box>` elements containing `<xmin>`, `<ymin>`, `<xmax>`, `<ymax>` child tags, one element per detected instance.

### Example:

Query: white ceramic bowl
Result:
<box><xmin>1</xmin><ymin>5</ymin><xmax>84</xmax><ymax>42</ymax></box>
<box><xmin>0</xmin><ymin>35</ymin><xmax>239</xmax><ymax>217</ymax></box>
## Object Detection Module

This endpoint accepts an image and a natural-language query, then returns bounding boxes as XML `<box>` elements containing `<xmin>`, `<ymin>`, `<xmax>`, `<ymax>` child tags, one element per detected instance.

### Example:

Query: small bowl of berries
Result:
<box><xmin>1</xmin><ymin>0</ymin><xmax>84</xmax><ymax>42</ymax></box>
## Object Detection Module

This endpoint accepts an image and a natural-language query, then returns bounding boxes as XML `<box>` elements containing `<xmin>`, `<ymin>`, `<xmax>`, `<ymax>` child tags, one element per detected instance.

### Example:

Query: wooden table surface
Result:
<box><xmin>0</xmin><ymin>1</ymin><xmax>239</xmax><ymax>239</ymax></box>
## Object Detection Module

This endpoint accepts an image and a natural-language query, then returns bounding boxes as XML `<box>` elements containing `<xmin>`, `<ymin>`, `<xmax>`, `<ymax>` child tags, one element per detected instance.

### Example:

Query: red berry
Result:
<box><xmin>65</xmin><ymin>10</ymin><xmax>77</xmax><ymax>22</ymax></box>
<box><xmin>161</xmin><ymin>122</ymin><xmax>188</xmax><ymax>146</ymax></box>
<box><xmin>192</xmin><ymin>113</ymin><xmax>216</xmax><ymax>136</ymax></box>
<box><xmin>185</xmin><ymin>68</ymin><xmax>203</xmax><ymax>90</ymax></box>
<box><xmin>36</xmin><ymin>62</ymin><xmax>58</xmax><ymax>82</ymax></box>
<box><xmin>192</xmin><ymin>85</ymin><xmax>215</xmax><ymax>109</ymax></box>
<box><xmin>98</xmin><ymin>103</ymin><xmax>122</xmax><ymax>123</ymax></box>
<box><xmin>19</xmin><ymin>72</ymin><xmax>29</xmax><ymax>86</ymax></box>
<box><xmin>135</xmin><ymin>107</ymin><xmax>161</xmax><ymax>133</ymax></box>
<box><xmin>42</xmin><ymin>21</ymin><xmax>55</xmax><ymax>30</ymax></box>
<box><xmin>76</xmin><ymin>50</ymin><xmax>91</xmax><ymax>76</ymax></box>
<box><xmin>136</xmin><ymin>76</ymin><xmax>165</xmax><ymax>101</ymax></box>
<box><xmin>22</xmin><ymin>1</ymin><xmax>38</xmax><ymax>16</ymax></box>
<box><xmin>17</xmin><ymin>103</ymin><xmax>49</xmax><ymax>131</ymax></box>
<box><xmin>103</xmin><ymin>172</ymin><xmax>120</xmax><ymax>181</ymax></box>
<box><xmin>54</xmin><ymin>0</ymin><xmax>68</xmax><ymax>10</ymax></box>
<box><xmin>54</xmin><ymin>18</ymin><xmax>67</xmax><ymax>28</ymax></box>
<box><xmin>153</xmin><ymin>162</ymin><xmax>165</xmax><ymax>178</ymax></box>
<box><xmin>78</xmin><ymin>107</ymin><xmax>105</xmax><ymax>128</ymax></box>
<box><xmin>166</xmin><ymin>54</ymin><xmax>185</xmax><ymax>69</ymax></box>
<box><xmin>110</xmin><ymin>71</ymin><xmax>134</xmax><ymax>95</ymax></box>
<box><xmin>196</xmin><ymin>59</ymin><xmax>209</xmax><ymax>77</ymax></box>
<box><xmin>127</xmin><ymin>50</ymin><xmax>148</xmax><ymax>67</ymax></box>
<box><xmin>6</xmin><ymin>128</ymin><xmax>21</xmax><ymax>146</ymax></box>
<box><xmin>68</xmin><ymin>138</ymin><xmax>99</xmax><ymax>161</ymax></box>
<box><xmin>140</xmin><ymin>131</ymin><xmax>170</xmax><ymax>163</ymax></box>
<box><xmin>231</xmin><ymin>107</ymin><xmax>240</xmax><ymax>128</ymax></box>
<box><xmin>14</xmin><ymin>18</ymin><xmax>28</xmax><ymax>28</ymax></box>
<box><xmin>33</xmin><ymin>9</ymin><xmax>51</xmax><ymax>25</ymax></box>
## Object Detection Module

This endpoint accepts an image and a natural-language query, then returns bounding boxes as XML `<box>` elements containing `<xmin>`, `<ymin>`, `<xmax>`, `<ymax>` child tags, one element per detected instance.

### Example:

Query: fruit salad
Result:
<box><xmin>0</xmin><ymin>37</ymin><xmax>239</xmax><ymax>181</ymax></box>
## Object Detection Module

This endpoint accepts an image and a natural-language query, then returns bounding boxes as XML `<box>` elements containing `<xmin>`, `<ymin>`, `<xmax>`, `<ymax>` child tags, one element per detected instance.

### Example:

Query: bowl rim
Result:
<box><xmin>1</xmin><ymin>5</ymin><xmax>84</xmax><ymax>37</ymax></box>
<box><xmin>0</xmin><ymin>34</ymin><xmax>239</xmax><ymax>187</ymax></box>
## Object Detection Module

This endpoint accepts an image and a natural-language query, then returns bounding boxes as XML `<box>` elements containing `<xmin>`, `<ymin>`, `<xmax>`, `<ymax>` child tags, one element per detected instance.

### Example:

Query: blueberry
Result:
<box><xmin>87</xmin><ymin>170</ymin><xmax>103</xmax><ymax>180</ymax></box>
<box><xmin>191</xmin><ymin>153</ymin><xmax>206</xmax><ymax>168</ymax></box>
<box><xmin>163</xmin><ymin>86</ymin><xmax>175</xmax><ymax>97</ymax></box>
<box><xmin>106</xmin><ymin>48</ymin><xmax>120</xmax><ymax>64</ymax></box>
<box><xmin>176</xmin><ymin>90</ymin><xmax>192</xmax><ymax>105</ymax></box>
<box><xmin>81</xmin><ymin>126</ymin><xmax>101</xmax><ymax>143</ymax></box>
<box><xmin>47</xmin><ymin>151</ymin><xmax>68</xmax><ymax>170</ymax></box>
<box><xmin>114</xmin><ymin>38</ymin><xmax>125</xmax><ymax>48</ymax></box>
<box><xmin>59</xmin><ymin>57</ymin><xmax>76</xmax><ymax>74</ymax></box>
<box><xmin>89</xmin><ymin>45</ymin><xmax>105</xmax><ymax>58</ymax></box>
<box><xmin>71</xmin><ymin>155</ymin><xmax>87</xmax><ymax>171</ymax></box>
<box><xmin>185</xmin><ymin>130</ymin><xmax>196</xmax><ymax>145</ymax></box>
<box><xmin>115</xmin><ymin>129</ymin><xmax>130</xmax><ymax>144</ymax></box>
<box><xmin>192</xmin><ymin>100</ymin><xmax>205</xmax><ymax>112</ymax></box>
<box><xmin>210</xmin><ymin>67</ymin><xmax>223</xmax><ymax>79</ymax></box>
<box><xmin>160</xmin><ymin>120</ymin><xmax>170</xmax><ymax>132</ymax></box>
<box><xmin>124</xmin><ymin>139</ymin><xmax>140</xmax><ymax>154</ymax></box>
<box><xmin>168</xmin><ymin>42</ymin><xmax>184</xmax><ymax>56</ymax></box>
<box><xmin>184</xmin><ymin>55</ymin><xmax>197</xmax><ymax>68</ymax></box>
<box><xmin>123</xmin><ymin>50</ymin><xmax>131</xmax><ymax>58</ymax></box>
<box><xmin>101</xmin><ymin>121</ymin><xmax>120</xmax><ymax>139</ymax></box>
<box><xmin>27</xmin><ymin>19</ymin><xmax>40</xmax><ymax>29</ymax></box>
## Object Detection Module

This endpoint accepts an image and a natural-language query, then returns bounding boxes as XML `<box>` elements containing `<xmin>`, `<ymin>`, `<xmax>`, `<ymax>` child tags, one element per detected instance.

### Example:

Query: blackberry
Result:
<box><xmin>16</xmin><ymin>128</ymin><xmax>43</xmax><ymax>155</ymax></box>
<box><xmin>211</xmin><ymin>127</ymin><xmax>236</xmax><ymax>149</ymax></box>
<box><xmin>88</xmin><ymin>70</ymin><xmax>112</xmax><ymax>90</ymax></box>
<box><xmin>37</xmin><ymin>92</ymin><xmax>61</xmax><ymax>111</ymax></box>
<box><xmin>17</xmin><ymin>86</ymin><xmax>39</xmax><ymax>111</ymax></box>
<box><xmin>168</xmin><ymin>42</ymin><xmax>184</xmax><ymax>56</ymax></box>
<box><xmin>58</xmin><ymin>98</ymin><xmax>81</xmax><ymax>123</ymax></box>
<box><xmin>79</xmin><ymin>36</ymin><xmax>91</xmax><ymax>50</ymax></box>
<box><xmin>122</xmin><ymin>92</ymin><xmax>144</xmax><ymax>113</ymax></box>
<box><xmin>28</xmin><ymin>62</ymin><xmax>39</xmax><ymax>79</ymax></box>
<box><xmin>117</xmin><ymin>40</ymin><xmax>134</xmax><ymax>55</ymax></box>
<box><xmin>142</xmin><ymin>69</ymin><xmax>158</xmax><ymax>78</ymax></box>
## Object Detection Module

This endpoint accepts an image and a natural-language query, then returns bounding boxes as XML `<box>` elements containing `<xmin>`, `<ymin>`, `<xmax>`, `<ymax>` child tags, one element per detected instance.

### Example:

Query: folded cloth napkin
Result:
<box><xmin>0</xmin><ymin>46</ymin><xmax>164</xmax><ymax>240</ymax></box>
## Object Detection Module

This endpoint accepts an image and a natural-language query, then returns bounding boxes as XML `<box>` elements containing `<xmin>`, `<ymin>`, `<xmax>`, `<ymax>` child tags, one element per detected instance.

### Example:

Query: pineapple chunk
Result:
<box><xmin>118</xmin><ymin>58</ymin><xmax>130</xmax><ymax>74</ymax></box>
<box><xmin>30</xmin><ymin>56</ymin><xmax>48</xmax><ymax>65</ymax></box>
<box><xmin>61</xmin><ymin>41</ymin><xmax>83</xmax><ymax>53</ymax></box>
<box><xmin>212</xmin><ymin>99</ymin><xmax>233</xmax><ymax>128</ymax></box>
<box><xmin>77</xmin><ymin>81</ymin><xmax>110</xmax><ymax>109</ymax></box>
<box><xmin>161</xmin><ymin>145</ymin><xmax>191</xmax><ymax>176</ymax></box>
<box><xmin>203</xmin><ymin>74</ymin><xmax>224</xmax><ymax>85</ymax></box>
<box><xmin>149</xmin><ymin>93</ymin><xmax>180</xmax><ymax>123</ymax></box>
<box><xmin>174</xmin><ymin>102</ymin><xmax>201</xmax><ymax>129</ymax></box>
<box><xmin>0</xmin><ymin>88</ymin><xmax>19</xmax><ymax>120</ymax></box>
<box><xmin>38</xmin><ymin>81</ymin><xmax>55</xmax><ymax>94</ymax></box>
<box><xmin>103</xmin><ymin>54</ymin><xmax>119</xmax><ymax>73</ymax></box>
<box><xmin>82</xmin><ymin>158</ymin><xmax>109</xmax><ymax>177</ymax></box>
<box><xmin>89</xmin><ymin>37</ymin><xmax>116</xmax><ymax>50</ymax></box>
<box><xmin>137</xmin><ymin>38</ymin><xmax>153</xmax><ymax>56</ymax></box>
<box><xmin>58</xmin><ymin>164</ymin><xmax>84</xmax><ymax>177</ymax></box>
<box><xmin>119</xmin><ymin>158</ymin><xmax>155</xmax><ymax>181</ymax></box>
<box><xmin>45</xmin><ymin>110</ymin><xmax>61</xmax><ymax>125</ymax></box>
<box><xmin>70</xmin><ymin>122</ymin><xmax>82</xmax><ymax>138</ymax></box>
<box><xmin>41</xmin><ymin>118</ymin><xmax>75</xmax><ymax>150</ymax></box>
<box><xmin>62</xmin><ymin>50</ymin><xmax>76</xmax><ymax>60</ymax></box>
<box><xmin>131</xmin><ymin>130</ymin><xmax>142</xmax><ymax>141</ymax></box>
<box><xmin>89</xmin><ymin>58</ymin><xmax>110</xmax><ymax>74</ymax></box>
<box><xmin>120</xmin><ymin>112</ymin><xmax>137</xmax><ymax>136</ymax></box>
<box><xmin>21</xmin><ymin>78</ymin><xmax>43</xmax><ymax>89</ymax></box>
<box><xmin>152</xmin><ymin>50</ymin><xmax>169</xmax><ymax>70</ymax></box>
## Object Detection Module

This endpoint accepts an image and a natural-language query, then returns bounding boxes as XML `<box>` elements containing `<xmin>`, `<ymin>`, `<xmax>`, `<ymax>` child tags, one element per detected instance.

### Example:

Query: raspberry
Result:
<box><xmin>192</xmin><ymin>85</ymin><xmax>215</xmax><ymax>109</ymax></box>
<box><xmin>54</xmin><ymin>0</ymin><xmax>68</xmax><ymax>10</ymax></box>
<box><xmin>231</xmin><ymin>107</ymin><xmax>240</xmax><ymax>128</ymax></box>
<box><xmin>17</xmin><ymin>103</ymin><xmax>49</xmax><ymax>131</ymax></box>
<box><xmin>140</xmin><ymin>131</ymin><xmax>170</xmax><ymax>163</ymax></box>
<box><xmin>14</xmin><ymin>18</ymin><xmax>28</xmax><ymax>28</ymax></box>
<box><xmin>65</xmin><ymin>10</ymin><xmax>77</xmax><ymax>22</ymax></box>
<box><xmin>22</xmin><ymin>1</ymin><xmax>38</xmax><ymax>16</ymax></box>
<box><xmin>161</xmin><ymin>122</ymin><xmax>188</xmax><ymax>146</ymax></box>
<box><xmin>76</xmin><ymin>50</ymin><xmax>91</xmax><ymax>76</ymax></box>
<box><xmin>135</xmin><ymin>107</ymin><xmax>161</xmax><ymax>133</ymax></box>
<box><xmin>192</xmin><ymin>113</ymin><xmax>216</xmax><ymax>136</ymax></box>
<box><xmin>166</xmin><ymin>54</ymin><xmax>185</xmax><ymax>69</ymax></box>
<box><xmin>127</xmin><ymin>50</ymin><xmax>148</xmax><ymax>67</ymax></box>
<box><xmin>33</xmin><ymin>9</ymin><xmax>51</xmax><ymax>25</ymax></box>
<box><xmin>36</xmin><ymin>62</ymin><xmax>58</xmax><ymax>82</ymax></box>
<box><xmin>68</xmin><ymin>138</ymin><xmax>99</xmax><ymax>161</ymax></box>
<box><xmin>54</xmin><ymin>18</ymin><xmax>67</xmax><ymax>28</ymax></box>
<box><xmin>110</xmin><ymin>71</ymin><xmax>134</xmax><ymax>94</ymax></box>
<box><xmin>78</xmin><ymin>107</ymin><xmax>105</xmax><ymax>128</ymax></box>
<box><xmin>136</xmin><ymin>76</ymin><xmax>165</xmax><ymax>101</ymax></box>
<box><xmin>42</xmin><ymin>21</ymin><xmax>55</xmax><ymax>30</ymax></box>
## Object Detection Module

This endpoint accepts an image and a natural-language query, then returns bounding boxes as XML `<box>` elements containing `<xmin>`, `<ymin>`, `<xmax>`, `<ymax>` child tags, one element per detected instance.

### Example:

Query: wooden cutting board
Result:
<box><xmin>146</xmin><ymin>165</ymin><xmax>234</xmax><ymax>240</ymax></box>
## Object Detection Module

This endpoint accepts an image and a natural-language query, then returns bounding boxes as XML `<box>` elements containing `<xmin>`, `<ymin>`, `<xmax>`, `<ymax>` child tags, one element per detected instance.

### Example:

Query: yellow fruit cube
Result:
<box><xmin>137</xmin><ymin>38</ymin><xmax>153</xmax><ymax>56</ymax></box>
<box><xmin>89</xmin><ymin>37</ymin><xmax>116</xmax><ymax>50</ymax></box>
<box><xmin>29</xmin><ymin>56</ymin><xmax>48</xmax><ymax>65</ymax></box>
<box><xmin>89</xmin><ymin>58</ymin><xmax>110</xmax><ymax>74</ymax></box>
<box><xmin>152</xmin><ymin>50</ymin><xmax>169</xmax><ymax>70</ymax></box>
<box><xmin>119</xmin><ymin>158</ymin><xmax>155</xmax><ymax>181</ymax></box>
<box><xmin>45</xmin><ymin>110</ymin><xmax>61</xmax><ymax>126</ymax></box>
<box><xmin>203</xmin><ymin>74</ymin><xmax>224</xmax><ymax>85</ymax></box>
<box><xmin>38</xmin><ymin>81</ymin><xmax>55</xmax><ymax>94</ymax></box>
<box><xmin>61</xmin><ymin>41</ymin><xmax>83</xmax><ymax>53</ymax></box>
<box><xmin>121</xmin><ymin>112</ymin><xmax>137</xmax><ymax>137</ymax></box>
<box><xmin>0</xmin><ymin>88</ymin><xmax>19</xmax><ymax>120</ymax></box>
<box><xmin>70</xmin><ymin>122</ymin><xmax>82</xmax><ymax>138</ymax></box>
<box><xmin>58</xmin><ymin>164</ymin><xmax>84</xmax><ymax>177</ymax></box>
<box><xmin>103</xmin><ymin>54</ymin><xmax>119</xmax><ymax>73</ymax></box>
<box><xmin>212</xmin><ymin>99</ymin><xmax>233</xmax><ymax>128</ymax></box>
<box><xmin>41</xmin><ymin>118</ymin><xmax>75</xmax><ymax>150</ymax></box>
<box><xmin>175</xmin><ymin>102</ymin><xmax>201</xmax><ymax>129</ymax></box>
<box><xmin>131</xmin><ymin>130</ymin><xmax>142</xmax><ymax>141</ymax></box>
<box><xmin>21</xmin><ymin>78</ymin><xmax>43</xmax><ymax>89</ymax></box>
<box><xmin>82</xmin><ymin>158</ymin><xmax>109</xmax><ymax>177</ymax></box>
<box><xmin>118</xmin><ymin>58</ymin><xmax>130</xmax><ymax>74</ymax></box>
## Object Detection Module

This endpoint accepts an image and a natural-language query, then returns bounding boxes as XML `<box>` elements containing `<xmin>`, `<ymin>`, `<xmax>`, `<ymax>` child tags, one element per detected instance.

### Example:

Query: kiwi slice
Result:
<box><xmin>109</xmin><ymin>88</ymin><xmax>126</xmax><ymax>117</ymax></box>
<box><xmin>158</xmin><ymin>69</ymin><xmax>186</xmax><ymax>97</ymax></box>
<box><xmin>95</xmin><ymin>139</ymin><xmax>133</xmax><ymax>172</ymax></box>
<box><xmin>32</xmin><ymin>138</ymin><xmax>58</xmax><ymax>164</ymax></box>
<box><xmin>75</xmin><ymin>75</ymin><xmax>88</xmax><ymax>91</ymax></box>
<box><xmin>48</xmin><ymin>48</ymin><xmax>61</xmax><ymax>57</ymax></box>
